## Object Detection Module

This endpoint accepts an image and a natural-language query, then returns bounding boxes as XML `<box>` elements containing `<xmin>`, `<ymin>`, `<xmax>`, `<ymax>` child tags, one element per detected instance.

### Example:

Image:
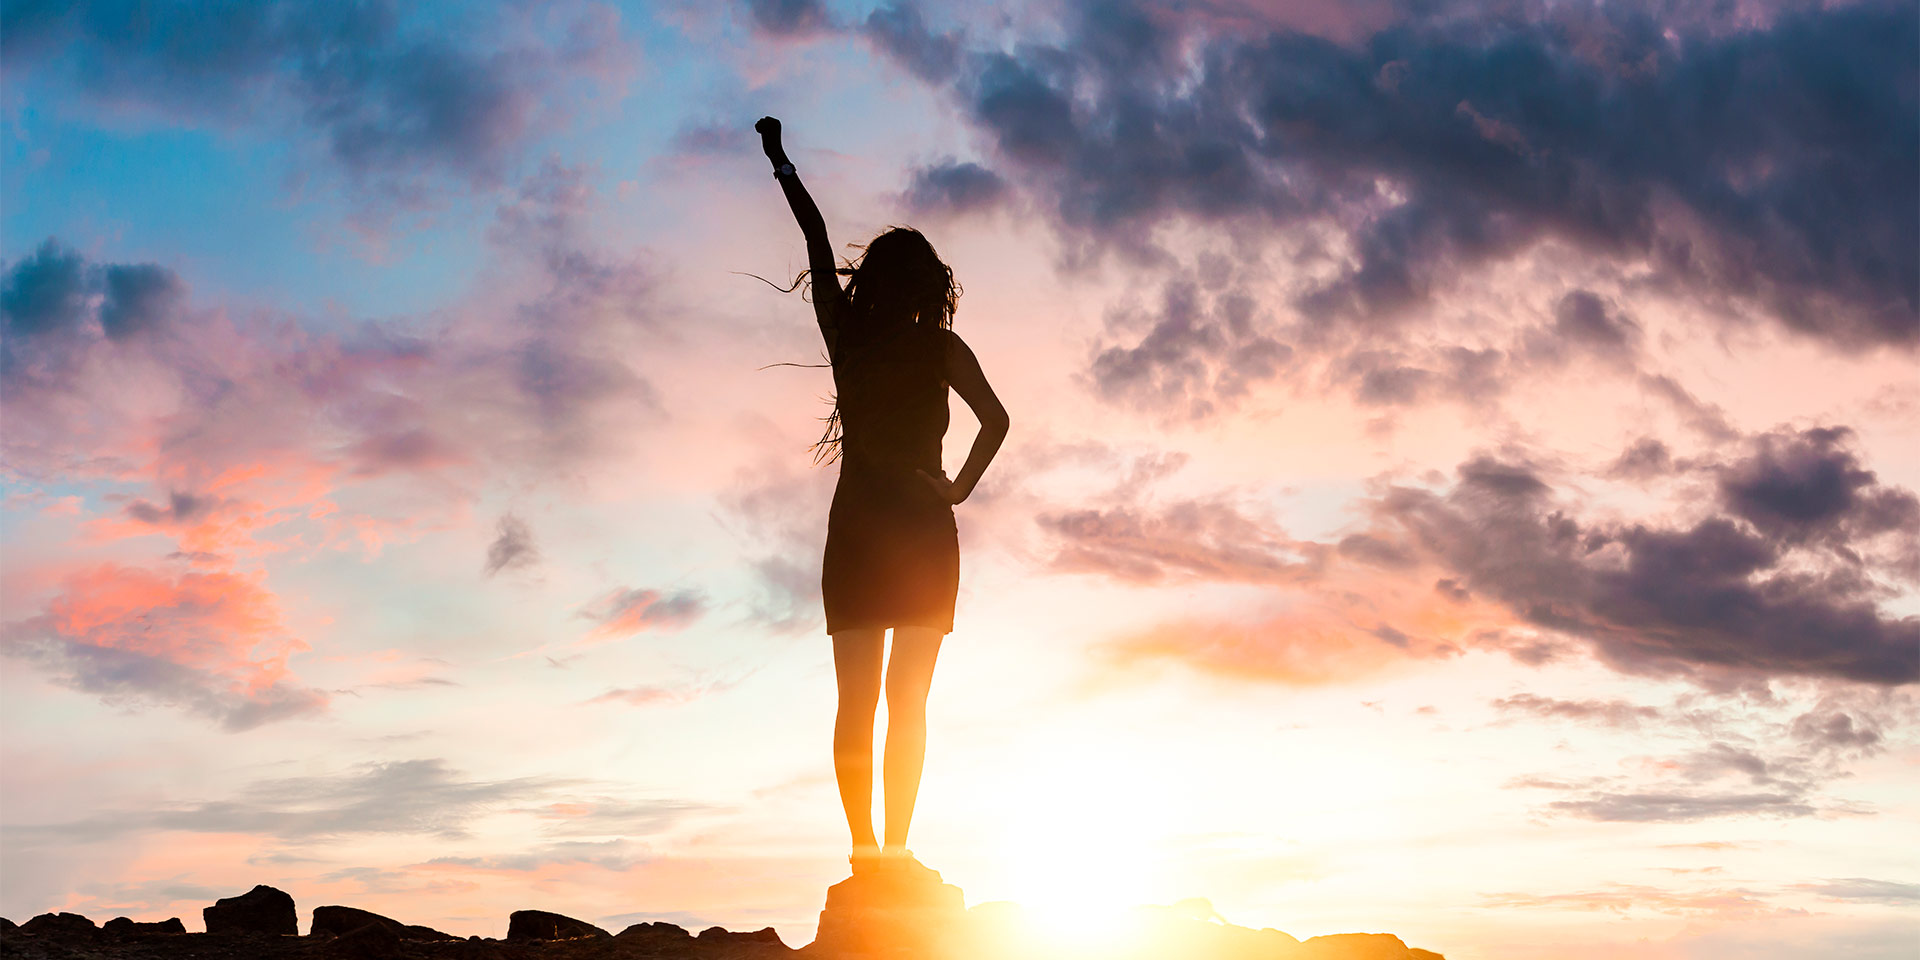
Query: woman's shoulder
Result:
<box><xmin>935</xmin><ymin>326</ymin><xmax>978</xmax><ymax>361</ymax></box>
<box><xmin>926</xmin><ymin>325</ymin><xmax>966</xmax><ymax>362</ymax></box>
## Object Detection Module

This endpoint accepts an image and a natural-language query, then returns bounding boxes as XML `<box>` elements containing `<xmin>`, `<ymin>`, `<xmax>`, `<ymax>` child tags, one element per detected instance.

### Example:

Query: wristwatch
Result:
<box><xmin>774</xmin><ymin>162</ymin><xmax>796</xmax><ymax>179</ymax></box>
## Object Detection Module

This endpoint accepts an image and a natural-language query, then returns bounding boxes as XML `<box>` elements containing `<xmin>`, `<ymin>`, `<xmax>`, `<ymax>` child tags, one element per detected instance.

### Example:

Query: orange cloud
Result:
<box><xmin>1101</xmin><ymin>612</ymin><xmax>1444</xmax><ymax>687</ymax></box>
<box><xmin>3</xmin><ymin>563</ymin><xmax>326</xmax><ymax>729</ymax></box>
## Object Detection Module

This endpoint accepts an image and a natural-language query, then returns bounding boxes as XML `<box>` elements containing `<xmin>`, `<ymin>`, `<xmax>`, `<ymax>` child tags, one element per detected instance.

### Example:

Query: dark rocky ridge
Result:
<box><xmin>0</xmin><ymin>882</ymin><xmax>1446</xmax><ymax>959</ymax></box>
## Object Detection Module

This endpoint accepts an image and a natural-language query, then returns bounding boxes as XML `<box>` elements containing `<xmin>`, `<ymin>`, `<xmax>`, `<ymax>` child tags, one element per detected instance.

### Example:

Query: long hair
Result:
<box><xmin>808</xmin><ymin>227</ymin><xmax>960</xmax><ymax>463</ymax></box>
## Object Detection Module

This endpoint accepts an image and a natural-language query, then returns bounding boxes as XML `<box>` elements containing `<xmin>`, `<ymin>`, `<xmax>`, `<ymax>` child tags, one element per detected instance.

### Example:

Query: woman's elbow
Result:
<box><xmin>985</xmin><ymin>407</ymin><xmax>1011</xmax><ymax>436</ymax></box>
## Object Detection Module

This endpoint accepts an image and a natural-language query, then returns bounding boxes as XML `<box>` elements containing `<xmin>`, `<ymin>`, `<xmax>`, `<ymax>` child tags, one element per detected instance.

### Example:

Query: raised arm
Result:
<box><xmin>756</xmin><ymin>116</ymin><xmax>842</xmax><ymax>359</ymax></box>
<box><xmin>918</xmin><ymin>330</ymin><xmax>1009</xmax><ymax>505</ymax></box>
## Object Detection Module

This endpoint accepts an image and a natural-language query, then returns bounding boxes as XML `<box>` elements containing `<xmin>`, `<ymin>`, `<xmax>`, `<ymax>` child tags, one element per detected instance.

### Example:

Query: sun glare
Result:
<box><xmin>981</xmin><ymin>741</ymin><xmax>1178</xmax><ymax>944</ymax></box>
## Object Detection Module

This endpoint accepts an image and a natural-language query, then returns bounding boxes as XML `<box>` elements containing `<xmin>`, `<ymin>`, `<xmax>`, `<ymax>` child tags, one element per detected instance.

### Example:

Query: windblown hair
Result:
<box><xmin>802</xmin><ymin>227</ymin><xmax>960</xmax><ymax>463</ymax></box>
<box><xmin>839</xmin><ymin>226</ymin><xmax>959</xmax><ymax>338</ymax></box>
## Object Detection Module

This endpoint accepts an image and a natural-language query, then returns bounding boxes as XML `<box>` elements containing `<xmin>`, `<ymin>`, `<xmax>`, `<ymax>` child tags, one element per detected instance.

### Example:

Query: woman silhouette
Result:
<box><xmin>757</xmin><ymin>117</ymin><xmax>1009</xmax><ymax>877</ymax></box>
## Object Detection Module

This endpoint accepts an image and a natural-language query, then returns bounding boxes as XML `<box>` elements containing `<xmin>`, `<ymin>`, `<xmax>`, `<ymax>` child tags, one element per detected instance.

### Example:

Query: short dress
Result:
<box><xmin>819</xmin><ymin>315</ymin><xmax>961</xmax><ymax>635</ymax></box>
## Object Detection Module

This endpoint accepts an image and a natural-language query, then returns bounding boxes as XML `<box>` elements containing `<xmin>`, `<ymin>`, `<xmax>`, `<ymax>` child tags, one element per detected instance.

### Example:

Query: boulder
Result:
<box><xmin>332</xmin><ymin>919</ymin><xmax>403</xmax><ymax>960</ymax></box>
<box><xmin>617</xmin><ymin>921</ymin><xmax>695</xmax><ymax>947</ymax></box>
<box><xmin>1299</xmin><ymin>932</ymin><xmax>1418</xmax><ymax>959</ymax></box>
<box><xmin>505</xmin><ymin>909</ymin><xmax>610</xmax><ymax>941</ymax></box>
<box><xmin>312</xmin><ymin>905</ymin><xmax>455</xmax><ymax>941</ymax></box>
<box><xmin>697</xmin><ymin>924</ymin><xmax>786</xmax><ymax>946</ymax></box>
<box><xmin>21</xmin><ymin>912</ymin><xmax>98</xmax><ymax>937</ymax></box>
<box><xmin>812</xmin><ymin>860</ymin><xmax>966</xmax><ymax>956</ymax></box>
<box><xmin>1220</xmin><ymin>925</ymin><xmax>1301</xmax><ymax>958</ymax></box>
<box><xmin>204</xmin><ymin>884</ymin><xmax>297</xmax><ymax>935</ymax></box>
<box><xmin>102</xmin><ymin>916</ymin><xmax>187</xmax><ymax>935</ymax></box>
<box><xmin>0</xmin><ymin>917</ymin><xmax>15</xmax><ymax>932</ymax></box>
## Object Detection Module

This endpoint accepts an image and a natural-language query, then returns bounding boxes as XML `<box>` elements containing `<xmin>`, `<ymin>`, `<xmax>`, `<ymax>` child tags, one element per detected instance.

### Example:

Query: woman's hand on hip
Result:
<box><xmin>916</xmin><ymin>469</ymin><xmax>965</xmax><ymax>505</ymax></box>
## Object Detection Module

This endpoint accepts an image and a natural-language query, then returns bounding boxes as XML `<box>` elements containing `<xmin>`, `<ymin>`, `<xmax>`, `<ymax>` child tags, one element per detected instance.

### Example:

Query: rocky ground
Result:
<box><xmin>0</xmin><ymin>883</ymin><xmax>1447</xmax><ymax>960</ymax></box>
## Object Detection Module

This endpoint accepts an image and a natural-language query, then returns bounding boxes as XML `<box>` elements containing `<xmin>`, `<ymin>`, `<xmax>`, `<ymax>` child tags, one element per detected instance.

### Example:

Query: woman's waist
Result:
<box><xmin>833</xmin><ymin>455</ymin><xmax>952</xmax><ymax>509</ymax></box>
<box><xmin>839</xmin><ymin>439</ymin><xmax>941</xmax><ymax>474</ymax></box>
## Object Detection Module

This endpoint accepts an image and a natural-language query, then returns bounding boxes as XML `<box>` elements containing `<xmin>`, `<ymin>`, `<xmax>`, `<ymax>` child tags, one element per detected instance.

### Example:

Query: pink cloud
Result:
<box><xmin>1</xmin><ymin>563</ymin><xmax>327</xmax><ymax>730</ymax></box>
<box><xmin>581</xmin><ymin>587</ymin><xmax>708</xmax><ymax>642</ymax></box>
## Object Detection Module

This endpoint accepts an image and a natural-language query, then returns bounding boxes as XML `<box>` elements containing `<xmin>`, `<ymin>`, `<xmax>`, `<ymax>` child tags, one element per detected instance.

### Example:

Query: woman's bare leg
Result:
<box><xmin>832</xmin><ymin>629</ymin><xmax>886</xmax><ymax>853</ymax></box>
<box><xmin>882</xmin><ymin>626</ymin><xmax>943</xmax><ymax>851</ymax></box>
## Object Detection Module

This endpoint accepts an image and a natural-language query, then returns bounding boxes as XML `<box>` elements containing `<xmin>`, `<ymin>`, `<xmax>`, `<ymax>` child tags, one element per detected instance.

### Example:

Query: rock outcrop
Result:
<box><xmin>0</xmin><ymin>875</ymin><xmax>1449</xmax><ymax>959</ymax></box>
<box><xmin>811</xmin><ymin>861</ymin><xmax>966</xmax><ymax>956</ymax></box>
<box><xmin>505</xmin><ymin>908</ymin><xmax>611</xmax><ymax>941</ymax></box>
<box><xmin>104</xmin><ymin>916</ymin><xmax>188</xmax><ymax>934</ymax></box>
<box><xmin>699</xmin><ymin>924</ymin><xmax>788</xmax><ymax>948</ymax></box>
<box><xmin>806</xmin><ymin>883</ymin><xmax>1447</xmax><ymax>960</ymax></box>
<box><xmin>617</xmin><ymin>920</ymin><xmax>697</xmax><ymax>948</ymax></box>
<box><xmin>331</xmin><ymin>919</ymin><xmax>403</xmax><ymax>960</ymax></box>
<box><xmin>1294</xmin><ymin>933</ymin><xmax>1438</xmax><ymax>960</ymax></box>
<box><xmin>21</xmin><ymin>912</ymin><xmax>97</xmax><ymax>938</ymax></box>
<box><xmin>203</xmin><ymin>884</ymin><xmax>298</xmax><ymax>935</ymax></box>
<box><xmin>312</xmin><ymin>905</ymin><xmax>456</xmax><ymax>941</ymax></box>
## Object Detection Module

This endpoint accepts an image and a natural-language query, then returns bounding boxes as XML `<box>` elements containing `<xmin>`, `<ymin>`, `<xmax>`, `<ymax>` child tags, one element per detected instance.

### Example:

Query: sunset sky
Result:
<box><xmin>2</xmin><ymin>1</ymin><xmax>1917</xmax><ymax>957</ymax></box>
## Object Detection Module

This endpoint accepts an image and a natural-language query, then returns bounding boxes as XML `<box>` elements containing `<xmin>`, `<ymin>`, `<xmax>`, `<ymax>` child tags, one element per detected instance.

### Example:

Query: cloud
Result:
<box><xmin>483</xmin><ymin>514</ymin><xmax>540</xmax><ymax>576</ymax></box>
<box><xmin>99</xmin><ymin>263</ymin><xmax>185</xmax><ymax>341</ymax></box>
<box><xmin>1481</xmin><ymin>883</ymin><xmax>1789</xmax><ymax>918</ymax></box>
<box><xmin>745</xmin><ymin>0</ymin><xmax>830</xmax><ymax>36</ymax></box>
<box><xmin>581</xmin><ymin>587</ymin><xmax>707</xmax><ymax>640</ymax></box>
<box><xmin>1637</xmin><ymin>373</ymin><xmax>1742</xmax><ymax>444</ymax></box>
<box><xmin>124</xmin><ymin>491</ymin><xmax>217</xmax><ymax>526</ymax></box>
<box><xmin>1519</xmin><ymin>289</ymin><xmax>1641</xmax><ymax>368</ymax></box>
<box><xmin>1101</xmin><ymin>614</ymin><xmax>1456</xmax><ymax>687</ymax></box>
<box><xmin>1496</xmin><ymin>685</ymin><xmax>1917</xmax><ymax>822</ymax></box>
<box><xmin>517</xmin><ymin>798</ymin><xmax>699</xmax><ymax>838</ymax></box>
<box><xmin>1793</xmin><ymin>879</ymin><xmax>1920</xmax><ymax>905</ymax></box>
<box><xmin>422</xmin><ymin>839</ymin><xmax>644</xmax><ymax>873</ymax></box>
<box><xmin>902</xmin><ymin>161</ymin><xmax>1008</xmax><ymax>217</ymax></box>
<box><xmin>1607</xmin><ymin>437</ymin><xmax>1677</xmax><ymax>480</ymax></box>
<box><xmin>1087</xmin><ymin>266</ymin><xmax>1293</xmax><ymax>420</ymax></box>
<box><xmin>1545</xmin><ymin>791</ymin><xmax>1817</xmax><ymax>822</ymax></box>
<box><xmin>3</xmin><ymin>1</ymin><xmax>630</xmax><ymax>208</ymax></box>
<box><xmin>2</xmin><ymin>239</ymin><xmax>186</xmax><ymax>388</ymax></box>
<box><xmin>586</xmin><ymin>685</ymin><xmax>680</xmax><ymax>706</ymax></box>
<box><xmin>863</xmin><ymin>1</ymin><xmax>962</xmax><ymax>83</ymax></box>
<box><xmin>1039</xmin><ymin>497</ymin><xmax>1318</xmax><ymax>585</ymax></box>
<box><xmin>1491</xmin><ymin>693</ymin><xmax>1661</xmax><ymax>730</ymax></box>
<box><xmin>866</xmin><ymin>0</ymin><xmax>1919</xmax><ymax>346</ymax></box>
<box><xmin>1034</xmin><ymin>427</ymin><xmax>1915</xmax><ymax>691</ymax></box>
<box><xmin>1550</xmin><ymin>290</ymin><xmax>1639</xmax><ymax>357</ymax></box>
<box><xmin>1</xmin><ymin>166</ymin><xmax>664</xmax><ymax>720</ymax></box>
<box><xmin>1366</xmin><ymin>433</ymin><xmax>1920</xmax><ymax>685</ymax></box>
<box><xmin>714</xmin><ymin>455</ymin><xmax>835</xmax><ymax>631</ymax></box>
<box><xmin>1333</xmin><ymin>345</ymin><xmax>1506</xmax><ymax>409</ymax></box>
<box><xmin>3</xmin><ymin>164</ymin><xmax>658</xmax><ymax>515</ymax></box>
<box><xmin>1789</xmin><ymin>709</ymin><xmax>1884</xmax><ymax>754</ymax></box>
<box><xmin>1718</xmin><ymin>426</ymin><xmax>1920</xmax><ymax>554</ymax></box>
<box><xmin>668</xmin><ymin>120</ymin><xmax>752</xmax><ymax>156</ymax></box>
<box><xmin>1</xmin><ymin>238</ymin><xmax>90</xmax><ymax>338</ymax></box>
<box><xmin>1028</xmin><ymin>446</ymin><xmax>1476</xmax><ymax>684</ymax></box>
<box><xmin>0</xmin><ymin>563</ymin><xmax>328</xmax><ymax>731</ymax></box>
<box><xmin>15</xmin><ymin>759</ymin><xmax>568</xmax><ymax>842</ymax></box>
